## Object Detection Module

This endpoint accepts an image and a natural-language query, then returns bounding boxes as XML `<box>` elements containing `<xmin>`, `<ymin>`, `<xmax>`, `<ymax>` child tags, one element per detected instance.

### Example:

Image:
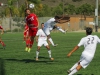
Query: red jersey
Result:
<box><xmin>0</xmin><ymin>26</ymin><xmax>3</xmax><ymax>29</ymax></box>
<box><xmin>26</xmin><ymin>13</ymin><xmax>38</xmax><ymax>27</ymax></box>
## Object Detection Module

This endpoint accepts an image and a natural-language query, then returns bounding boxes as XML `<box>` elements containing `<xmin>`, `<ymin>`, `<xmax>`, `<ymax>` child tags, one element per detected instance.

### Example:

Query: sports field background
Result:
<box><xmin>0</xmin><ymin>32</ymin><xmax>100</xmax><ymax>75</ymax></box>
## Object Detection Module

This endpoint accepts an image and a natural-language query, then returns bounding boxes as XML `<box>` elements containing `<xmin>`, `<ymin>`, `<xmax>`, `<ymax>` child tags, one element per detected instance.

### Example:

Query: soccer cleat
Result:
<box><xmin>53</xmin><ymin>44</ymin><xmax>58</xmax><ymax>47</ymax></box>
<box><xmin>25</xmin><ymin>47</ymin><xmax>28</xmax><ymax>51</ymax></box>
<box><xmin>67</xmin><ymin>70</ymin><xmax>71</xmax><ymax>74</ymax></box>
<box><xmin>36</xmin><ymin>58</ymin><xmax>39</xmax><ymax>61</ymax></box>
<box><xmin>28</xmin><ymin>48</ymin><xmax>31</xmax><ymax>52</ymax></box>
<box><xmin>50</xmin><ymin>58</ymin><xmax>54</xmax><ymax>61</ymax></box>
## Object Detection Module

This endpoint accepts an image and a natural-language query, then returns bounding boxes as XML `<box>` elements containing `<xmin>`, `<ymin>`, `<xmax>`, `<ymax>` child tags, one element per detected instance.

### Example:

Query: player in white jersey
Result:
<box><xmin>35</xmin><ymin>23</ymin><xmax>54</xmax><ymax>61</ymax></box>
<box><xmin>67</xmin><ymin>27</ymin><xmax>100</xmax><ymax>75</ymax></box>
<box><xmin>43</xmin><ymin>16</ymin><xmax>67</xmax><ymax>47</ymax></box>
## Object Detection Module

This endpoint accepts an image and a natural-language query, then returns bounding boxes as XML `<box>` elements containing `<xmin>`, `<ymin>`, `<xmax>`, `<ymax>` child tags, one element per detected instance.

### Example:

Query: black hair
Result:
<box><xmin>54</xmin><ymin>16</ymin><xmax>60</xmax><ymax>19</ymax></box>
<box><xmin>86</xmin><ymin>27</ymin><xmax>92</xmax><ymax>35</ymax></box>
<box><xmin>41</xmin><ymin>23</ymin><xmax>44</xmax><ymax>25</ymax></box>
<box><xmin>25</xmin><ymin>8</ymin><xmax>30</xmax><ymax>12</ymax></box>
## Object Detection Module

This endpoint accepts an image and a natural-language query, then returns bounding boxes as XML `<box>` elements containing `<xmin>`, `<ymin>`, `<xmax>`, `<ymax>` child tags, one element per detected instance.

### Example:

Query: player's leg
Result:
<box><xmin>25</xmin><ymin>36</ymin><xmax>30</xmax><ymax>51</ymax></box>
<box><xmin>67</xmin><ymin>62</ymin><xmax>79</xmax><ymax>74</ymax></box>
<box><xmin>43</xmin><ymin>27</ymin><xmax>57</xmax><ymax>47</ymax></box>
<box><xmin>36</xmin><ymin>46</ymin><xmax>41</xmax><ymax>61</ymax></box>
<box><xmin>36</xmin><ymin>41</ymin><xmax>43</xmax><ymax>61</ymax></box>
<box><xmin>68</xmin><ymin>63</ymin><xmax>82</xmax><ymax>75</ymax></box>
<box><xmin>68</xmin><ymin>54</ymin><xmax>92</xmax><ymax>75</ymax></box>
<box><xmin>23</xmin><ymin>31</ymin><xmax>26</xmax><ymax>42</ymax></box>
<box><xmin>56</xmin><ymin>26</ymin><xmax>66</xmax><ymax>34</ymax></box>
<box><xmin>29</xmin><ymin>28</ymin><xmax>38</xmax><ymax>50</ymax></box>
<box><xmin>45</xmin><ymin>42</ymin><xmax>54</xmax><ymax>60</ymax></box>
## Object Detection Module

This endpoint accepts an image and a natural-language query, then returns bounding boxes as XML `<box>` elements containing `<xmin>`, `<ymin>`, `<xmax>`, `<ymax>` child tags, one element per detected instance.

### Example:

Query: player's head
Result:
<box><xmin>25</xmin><ymin>8</ymin><xmax>31</xmax><ymax>15</ymax></box>
<box><xmin>41</xmin><ymin>23</ymin><xmax>44</xmax><ymax>29</ymax></box>
<box><xmin>54</xmin><ymin>16</ymin><xmax>60</xmax><ymax>23</ymax></box>
<box><xmin>86</xmin><ymin>27</ymin><xmax>92</xmax><ymax>35</ymax></box>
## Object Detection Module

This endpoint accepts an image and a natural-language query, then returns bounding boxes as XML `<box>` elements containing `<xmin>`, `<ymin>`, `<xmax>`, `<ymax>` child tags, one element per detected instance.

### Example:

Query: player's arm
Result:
<box><xmin>35</xmin><ymin>35</ymin><xmax>38</xmax><ymax>43</ymax></box>
<box><xmin>67</xmin><ymin>46</ymin><xmax>79</xmax><ymax>57</ymax></box>
<box><xmin>37</xmin><ymin>18</ymin><xmax>39</xmax><ymax>27</ymax></box>
<box><xmin>58</xmin><ymin>19</ymin><xmax>70</xmax><ymax>24</ymax></box>
<box><xmin>58</xmin><ymin>16</ymin><xmax>70</xmax><ymax>24</ymax></box>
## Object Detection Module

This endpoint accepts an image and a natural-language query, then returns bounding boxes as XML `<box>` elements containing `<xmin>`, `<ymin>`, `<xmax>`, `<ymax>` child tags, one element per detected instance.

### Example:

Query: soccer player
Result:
<box><xmin>0</xmin><ymin>25</ymin><xmax>6</xmax><ymax>49</ymax></box>
<box><xmin>35</xmin><ymin>23</ymin><xmax>54</xmax><ymax>61</ymax></box>
<box><xmin>43</xmin><ymin>16</ymin><xmax>68</xmax><ymax>47</ymax></box>
<box><xmin>25</xmin><ymin>8</ymin><xmax>39</xmax><ymax>52</ymax></box>
<box><xmin>67</xmin><ymin>27</ymin><xmax>100</xmax><ymax>75</ymax></box>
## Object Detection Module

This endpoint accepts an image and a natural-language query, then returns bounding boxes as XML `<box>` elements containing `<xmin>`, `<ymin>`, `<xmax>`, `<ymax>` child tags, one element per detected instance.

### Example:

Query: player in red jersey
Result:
<box><xmin>25</xmin><ymin>8</ymin><xmax>39</xmax><ymax>52</ymax></box>
<box><xmin>0</xmin><ymin>25</ymin><xmax>6</xmax><ymax>49</ymax></box>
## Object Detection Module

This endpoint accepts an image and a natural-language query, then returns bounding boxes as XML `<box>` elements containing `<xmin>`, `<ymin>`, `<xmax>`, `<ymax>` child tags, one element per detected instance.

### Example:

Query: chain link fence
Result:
<box><xmin>0</xmin><ymin>17</ymin><xmax>100</xmax><ymax>32</ymax></box>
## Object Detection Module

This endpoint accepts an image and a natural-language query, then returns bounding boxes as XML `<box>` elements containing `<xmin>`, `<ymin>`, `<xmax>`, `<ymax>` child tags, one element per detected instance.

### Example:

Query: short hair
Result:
<box><xmin>86</xmin><ymin>27</ymin><xmax>92</xmax><ymax>35</ymax></box>
<box><xmin>54</xmin><ymin>16</ymin><xmax>60</xmax><ymax>19</ymax></box>
<box><xmin>41</xmin><ymin>23</ymin><xmax>44</xmax><ymax>25</ymax></box>
<box><xmin>25</xmin><ymin>8</ymin><xmax>30</xmax><ymax>12</ymax></box>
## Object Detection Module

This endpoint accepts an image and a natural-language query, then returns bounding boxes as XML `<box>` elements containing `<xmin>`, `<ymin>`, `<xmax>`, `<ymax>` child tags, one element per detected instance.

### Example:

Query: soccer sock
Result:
<box><xmin>48</xmin><ymin>38</ymin><xmax>55</xmax><ymax>46</ymax></box>
<box><xmin>68</xmin><ymin>68</ymin><xmax>78</xmax><ymax>75</ymax></box>
<box><xmin>26</xmin><ymin>39</ymin><xmax>30</xmax><ymax>47</ymax></box>
<box><xmin>70</xmin><ymin>62</ymin><xmax>78</xmax><ymax>71</ymax></box>
<box><xmin>48</xmin><ymin>50</ymin><xmax>51</xmax><ymax>58</ymax></box>
<box><xmin>30</xmin><ymin>40</ymin><xmax>34</xmax><ymax>48</ymax></box>
<box><xmin>56</xmin><ymin>27</ymin><xmax>65</xmax><ymax>33</ymax></box>
<box><xmin>36</xmin><ymin>50</ymin><xmax>39</xmax><ymax>58</ymax></box>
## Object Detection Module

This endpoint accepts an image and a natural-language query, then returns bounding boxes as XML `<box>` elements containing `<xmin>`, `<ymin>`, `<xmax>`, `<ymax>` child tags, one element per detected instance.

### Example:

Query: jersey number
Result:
<box><xmin>87</xmin><ymin>37</ymin><xmax>94</xmax><ymax>44</ymax></box>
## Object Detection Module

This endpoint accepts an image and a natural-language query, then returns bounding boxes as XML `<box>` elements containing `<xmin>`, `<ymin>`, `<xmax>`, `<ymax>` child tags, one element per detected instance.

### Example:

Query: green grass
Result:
<box><xmin>0</xmin><ymin>32</ymin><xmax>100</xmax><ymax>75</ymax></box>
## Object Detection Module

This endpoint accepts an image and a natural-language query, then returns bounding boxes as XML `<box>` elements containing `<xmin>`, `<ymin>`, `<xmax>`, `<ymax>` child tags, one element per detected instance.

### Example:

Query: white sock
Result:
<box><xmin>36</xmin><ymin>50</ymin><xmax>39</xmax><ymax>58</ymax></box>
<box><xmin>56</xmin><ymin>27</ymin><xmax>65</xmax><ymax>33</ymax></box>
<box><xmin>70</xmin><ymin>62</ymin><xmax>78</xmax><ymax>71</ymax></box>
<box><xmin>48</xmin><ymin>50</ymin><xmax>51</xmax><ymax>58</ymax></box>
<box><xmin>68</xmin><ymin>68</ymin><xmax>78</xmax><ymax>75</ymax></box>
<box><xmin>48</xmin><ymin>38</ymin><xmax>54</xmax><ymax>46</ymax></box>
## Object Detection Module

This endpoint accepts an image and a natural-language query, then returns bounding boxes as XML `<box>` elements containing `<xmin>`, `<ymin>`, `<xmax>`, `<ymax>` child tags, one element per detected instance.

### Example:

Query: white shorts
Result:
<box><xmin>43</xmin><ymin>27</ymin><xmax>51</xmax><ymax>35</ymax></box>
<box><xmin>38</xmin><ymin>40</ymin><xmax>48</xmax><ymax>47</ymax></box>
<box><xmin>79</xmin><ymin>53</ymin><xmax>93</xmax><ymax>69</ymax></box>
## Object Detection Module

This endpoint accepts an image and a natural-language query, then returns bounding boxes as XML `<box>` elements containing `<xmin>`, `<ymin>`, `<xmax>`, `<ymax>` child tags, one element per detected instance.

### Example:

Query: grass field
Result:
<box><xmin>0</xmin><ymin>32</ymin><xmax>100</xmax><ymax>75</ymax></box>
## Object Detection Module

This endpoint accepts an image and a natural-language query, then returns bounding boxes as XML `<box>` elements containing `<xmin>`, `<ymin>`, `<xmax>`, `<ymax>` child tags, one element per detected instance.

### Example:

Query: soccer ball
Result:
<box><xmin>29</xmin><ymin>3</ymin><xmax>34</xmax><ymax>9</ymax></box>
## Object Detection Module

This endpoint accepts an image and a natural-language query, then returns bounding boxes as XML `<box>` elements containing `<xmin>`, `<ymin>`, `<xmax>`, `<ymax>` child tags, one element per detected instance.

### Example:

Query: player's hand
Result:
<box><xmin>67</xmin><ymin>52</ymin><xmax>72</xmax><ymax>57</ymax></box>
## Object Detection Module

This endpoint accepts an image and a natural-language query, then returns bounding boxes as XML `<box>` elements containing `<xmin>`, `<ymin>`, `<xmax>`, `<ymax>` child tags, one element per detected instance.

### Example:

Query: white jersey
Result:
<box><xmin>44</xmin><ymin>18</ymin><xmax>56</xmax><ymax>29</ymax></box>
<box><xmin>36</xmin><ymin>29</ymin><xmax>47</xmax><ymax>41</ymax></box>
<box><xmin>78</xmin><ymin>35</ymin><xmax>100</xmax><ymax>57</ymax></box>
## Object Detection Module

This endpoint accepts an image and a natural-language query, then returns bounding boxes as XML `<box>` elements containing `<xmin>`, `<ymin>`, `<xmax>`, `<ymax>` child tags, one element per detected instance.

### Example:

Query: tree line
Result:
<box><xmin>0</xmin><ymin>0</ymin><xmax>100</xmax><ymax>17</ymax></box>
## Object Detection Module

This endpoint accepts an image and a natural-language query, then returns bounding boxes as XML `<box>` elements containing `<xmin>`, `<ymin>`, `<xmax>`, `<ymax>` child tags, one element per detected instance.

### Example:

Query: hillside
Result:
<box><xmin>41</xmin><ymin>0</ymin><xmax>100</xmax><ymax>7</ymax></box>
<box><xmin>0</xmin><ymin>0</ymin><xmax>100</xmax><ymax>15</ymax></box>
<box><xmin>0</xmin><ymin>0</ymin><xmax>100</xmax><ymax>7</ymax></box>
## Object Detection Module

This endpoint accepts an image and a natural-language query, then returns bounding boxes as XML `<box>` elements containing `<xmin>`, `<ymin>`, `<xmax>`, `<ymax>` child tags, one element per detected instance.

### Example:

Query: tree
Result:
<box><xmin>76</xmin><ymin>3</ymin><xmax>94</xmax><ymax>19</ymax></box>
<box><xmin>64</xmin><ymin>4</ymin><xmax>76</xmax><ymax>15</ymax></box>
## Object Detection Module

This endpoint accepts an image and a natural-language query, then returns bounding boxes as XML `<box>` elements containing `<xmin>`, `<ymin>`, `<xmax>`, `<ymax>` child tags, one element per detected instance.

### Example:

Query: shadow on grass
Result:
<box><xmin>5</xmin><ymin>56</ymin><xmax>55</xmax><ymax>64</ymax></box>
<box><xmin>0</xmin><ymin>47</ymin><xmax>4</xmax><ymax>49</ymax></box>
<box><xmin>0</xmin><ymin>58</ymin><xmax>5</xmax><ymax>75</ymax></box>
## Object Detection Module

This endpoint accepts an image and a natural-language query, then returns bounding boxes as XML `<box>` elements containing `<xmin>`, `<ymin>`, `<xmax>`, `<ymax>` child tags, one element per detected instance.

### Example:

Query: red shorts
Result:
<box><xmin>29</xmin><ymin>27</ymin><xmax>38</xmax><ymax>37</ymax></box>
